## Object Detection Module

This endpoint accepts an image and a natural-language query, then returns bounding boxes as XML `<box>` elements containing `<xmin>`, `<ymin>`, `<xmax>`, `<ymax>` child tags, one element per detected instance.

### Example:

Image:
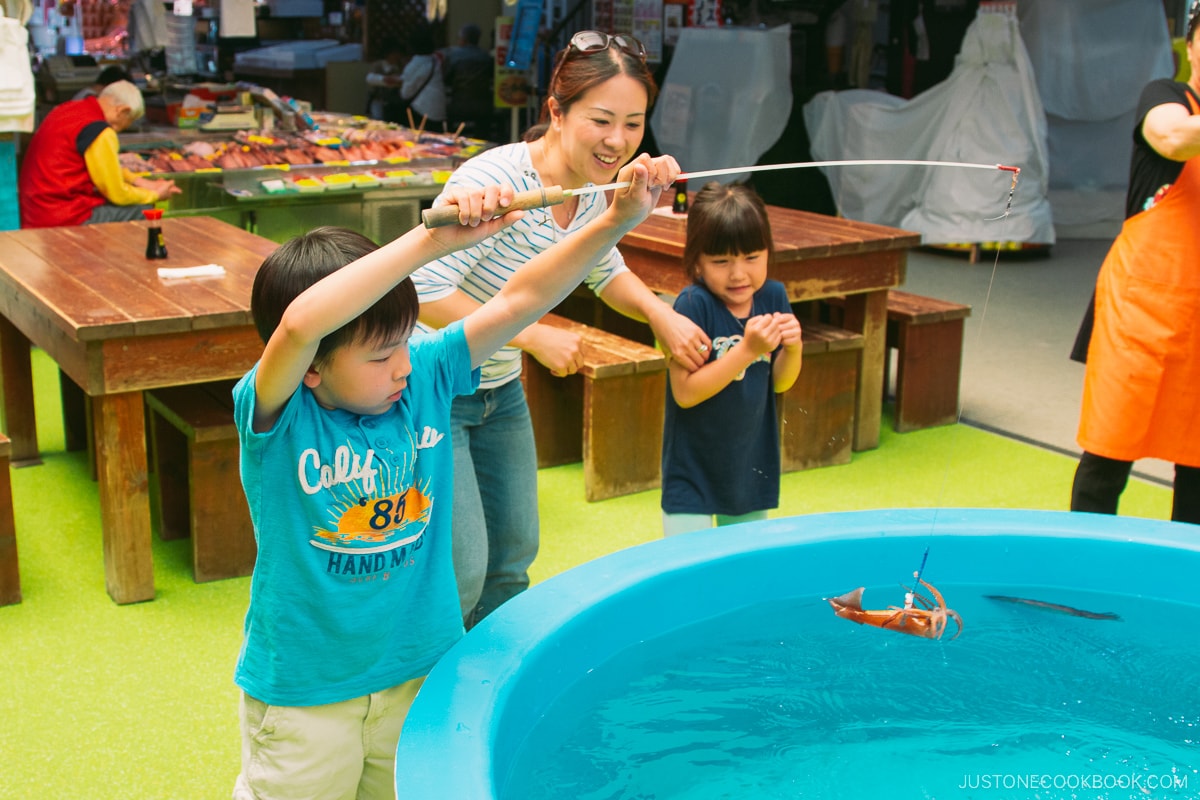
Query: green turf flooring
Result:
<box><xmin>0</xmin><ymin>349</ymin><xmax>1172</xmax><ymax>799</ymax></box>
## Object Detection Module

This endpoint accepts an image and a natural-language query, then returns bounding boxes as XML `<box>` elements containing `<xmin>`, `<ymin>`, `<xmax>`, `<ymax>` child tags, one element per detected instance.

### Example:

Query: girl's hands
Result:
<box><xmin>774</xmin><ymin>312</ymin><xmax>803</xmax><ymax>350</ymax></box>
<box><xmin>744</xmin><ymin>312</ymin><xmax>802</xmax><ymax>356</ymax></box>
<box><xmin>743</xmin><ymin>314</ymin><xmax>785</xmax><ymax>356</ymax></box>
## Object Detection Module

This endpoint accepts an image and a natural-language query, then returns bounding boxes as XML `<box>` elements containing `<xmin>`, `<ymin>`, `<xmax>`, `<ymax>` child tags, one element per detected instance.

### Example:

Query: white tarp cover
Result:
<box><xmin>803</xmin><ymin>10</ymin><xmax>1054</xmax><ymax>245</ymax></box>
<box><xmin>650</xmin><ymin>25</ymin><xmax>792</xmax><ymax>182</ymax></box>
<box><xmin>1017</xmin><ymin>0</ymin><xmax>1173</xmax><ymax>229</ymax></box>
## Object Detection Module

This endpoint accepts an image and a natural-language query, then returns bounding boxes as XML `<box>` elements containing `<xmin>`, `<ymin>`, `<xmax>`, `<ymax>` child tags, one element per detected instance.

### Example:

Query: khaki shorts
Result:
<box><xmin>233</xmin><ymin>677</ymin><xmax>424</xmax><ymax>800</ymax></box>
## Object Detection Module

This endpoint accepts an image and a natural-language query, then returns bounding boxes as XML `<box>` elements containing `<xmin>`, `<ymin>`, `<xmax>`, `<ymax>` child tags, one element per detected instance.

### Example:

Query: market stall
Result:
<box><xmin>120</xmin><ymin>109</ymin><xmax>492</xmax><ymax>243</ymax></box>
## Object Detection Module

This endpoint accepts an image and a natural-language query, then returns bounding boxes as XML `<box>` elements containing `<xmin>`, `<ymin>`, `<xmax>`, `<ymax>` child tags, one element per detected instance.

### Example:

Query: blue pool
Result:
<box><xmin>396</xmin><ymin>509</ymin><xmax>1199</xmax><ymax>799</ymax></box>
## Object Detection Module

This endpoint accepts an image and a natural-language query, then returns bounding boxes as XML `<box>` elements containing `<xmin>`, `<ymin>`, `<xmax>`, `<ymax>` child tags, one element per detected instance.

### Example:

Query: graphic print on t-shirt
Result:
<box><xmin>300</xmin><ymin>437</ymin><xmax>434</xmax><ymax>559</ymax></box>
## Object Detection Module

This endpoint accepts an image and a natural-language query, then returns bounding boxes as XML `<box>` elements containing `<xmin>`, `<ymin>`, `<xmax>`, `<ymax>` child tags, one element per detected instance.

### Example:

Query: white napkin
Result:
<box><xmin>157</xmin><ymin>264</ymin><xmax>227</xmax><ymax>280</ymax></box>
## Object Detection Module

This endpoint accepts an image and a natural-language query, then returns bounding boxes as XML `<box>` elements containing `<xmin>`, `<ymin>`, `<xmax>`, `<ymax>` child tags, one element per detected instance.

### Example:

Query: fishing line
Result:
<box><xmin>919</xmin><ymin>164</ymin><xmax>1017</xmax><ymax>590</ymax></box>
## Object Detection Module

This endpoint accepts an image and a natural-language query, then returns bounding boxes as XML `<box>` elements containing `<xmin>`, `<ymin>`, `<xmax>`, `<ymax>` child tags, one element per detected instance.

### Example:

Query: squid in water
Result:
<box><xmin>826</xmin><ymin>551</ymin><xmax>963</xmax><ymax>641</ymax></box>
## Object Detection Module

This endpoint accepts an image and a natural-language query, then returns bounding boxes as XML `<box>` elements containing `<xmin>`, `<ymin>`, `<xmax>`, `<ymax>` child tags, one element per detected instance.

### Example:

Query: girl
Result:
<box><xmin>409</xmin><ymin>31</ymin><xmax>705</xmax><ymax>627</ymax></box>
<box><xmin>660</xmin><ymin>182</ymin><xmax>804</xmax><ymax>536</ymax></box>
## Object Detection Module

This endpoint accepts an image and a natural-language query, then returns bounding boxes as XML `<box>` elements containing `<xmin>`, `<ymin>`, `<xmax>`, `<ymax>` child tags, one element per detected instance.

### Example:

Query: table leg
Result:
<box><xmin>839</xmin><ymin>290</ymin><xmax>888</xmax><ymax>451</ymax></box>
<box><xmin>0</xmin><ymin>316</ymin><xmax>40</xmax><ymax>465</ymax></box>
<box><xmin>93</xmin><ymin>391</ymin><xmax>155</xmax><ymax>604</ymax></box>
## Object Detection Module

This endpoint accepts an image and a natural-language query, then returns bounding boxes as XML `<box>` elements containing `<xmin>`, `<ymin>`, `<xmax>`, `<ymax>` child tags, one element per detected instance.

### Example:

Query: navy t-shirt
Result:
<box><xmin>660</xmin><ymin>279</ymin><xmax>791</xmax><ymax>516</ymax></box>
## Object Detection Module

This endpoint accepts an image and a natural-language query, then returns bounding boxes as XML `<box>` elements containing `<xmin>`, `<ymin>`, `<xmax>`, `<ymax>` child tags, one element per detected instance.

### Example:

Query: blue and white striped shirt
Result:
<box><xmin>411</xmin><ymin>142</ymin><xmax>628</xmax><ymax>388</ymax></box>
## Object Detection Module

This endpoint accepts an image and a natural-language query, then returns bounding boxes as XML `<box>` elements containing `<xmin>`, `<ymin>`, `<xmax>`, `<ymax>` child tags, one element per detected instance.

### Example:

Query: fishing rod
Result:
<box><xmin>421</xmin><ymin>159</ymin><xmax>1022</xmax><ymax>228</ymax></box>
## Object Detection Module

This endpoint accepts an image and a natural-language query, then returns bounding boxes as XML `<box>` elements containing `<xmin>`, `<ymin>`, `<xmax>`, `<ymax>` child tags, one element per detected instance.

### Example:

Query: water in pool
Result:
<box><xmin>502</xmin><ymin>586</ymin><xmax>1198</xmax><ymax>800</ymax></box>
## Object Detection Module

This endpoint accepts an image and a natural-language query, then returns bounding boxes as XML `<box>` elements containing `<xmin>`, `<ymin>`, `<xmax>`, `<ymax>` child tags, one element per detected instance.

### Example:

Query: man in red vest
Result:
<box><xmin>19</xmin><ymin>80</ymin><xmax>179</xmax><ymax>228</ymax></box>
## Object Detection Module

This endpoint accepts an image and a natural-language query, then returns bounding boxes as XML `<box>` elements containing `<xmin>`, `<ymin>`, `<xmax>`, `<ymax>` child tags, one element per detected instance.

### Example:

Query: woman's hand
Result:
<box><xmin>525</xmin><ymin>323</ymin><xmax>584</xmax><ymax>377</ymax></box>
<box><xmin>650</xmin><ymin>307</ymin><xmax>711</xmax><ymax>372</ymax></box>
<box><xmin>609</xmin><ymin>161</ymin><xmax>657</xmax><ymax>228</ymax></box>
<box><xmin>637</xmin><ymin>152</ymin><xmax>682</xmax><ymax>190</ymax></box>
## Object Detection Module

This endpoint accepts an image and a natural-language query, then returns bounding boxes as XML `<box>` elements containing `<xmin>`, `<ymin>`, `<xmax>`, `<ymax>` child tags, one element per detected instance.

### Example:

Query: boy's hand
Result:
<box><xmin>428</xmin><ymin>184</ymin><xmax>524</xmax><ymax>249</ymax></box>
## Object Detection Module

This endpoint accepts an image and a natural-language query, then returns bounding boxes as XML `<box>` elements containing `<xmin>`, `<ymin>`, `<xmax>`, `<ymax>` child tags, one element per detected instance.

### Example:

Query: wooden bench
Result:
<box><xmin>145</xmin><ymin>381</ymin><xmax>256</xmax><ymax>583</ymax></box>
<box><xmin>522</xmin><ymin>313</ymin><xmax>668</xmax><ymax>502</ymax></box>
<box><xmin>825</xmin><ymin>290</ymin><xmax>971</xmax><ymax>433</ymax></box>
<box><xmin>884</xmin><ymin>290</ymin><xmax>972</xmax><ymax>432</ymax></box>
<box><xmin>0</xmin><ymin>432</ymin><xmax>19</xmax><ymax>605</ymax></box>
<box><xmin>778</xmin><ymin>321</ymin><xmax>864</xmax><ymax>472</ymax></box>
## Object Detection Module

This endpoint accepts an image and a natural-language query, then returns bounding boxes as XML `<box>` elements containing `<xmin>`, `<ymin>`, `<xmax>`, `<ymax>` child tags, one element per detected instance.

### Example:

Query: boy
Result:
<box><xmin>231</xmin><ymin>158</ymin><xmax>674</xmax><ymax>799</ymax></box>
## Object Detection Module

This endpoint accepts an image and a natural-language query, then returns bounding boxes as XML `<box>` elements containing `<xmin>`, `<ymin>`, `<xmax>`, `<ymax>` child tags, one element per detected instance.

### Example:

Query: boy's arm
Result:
<box><xmin>463</xmin><ymin>161</ymin><xmax>672</xmax><ymax>367</ymax></box>
<box><xmin>253</xmin><ymin>185</ymin><xmax>519</xmax><ymax>430</ymax></box>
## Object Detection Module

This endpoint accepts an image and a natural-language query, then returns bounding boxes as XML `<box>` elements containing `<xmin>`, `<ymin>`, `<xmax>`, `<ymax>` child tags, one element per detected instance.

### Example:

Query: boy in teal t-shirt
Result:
<box><xmin>230</xmin><ymin>158</ymin><xmax>676</xmax><ymax>799</ymax></box>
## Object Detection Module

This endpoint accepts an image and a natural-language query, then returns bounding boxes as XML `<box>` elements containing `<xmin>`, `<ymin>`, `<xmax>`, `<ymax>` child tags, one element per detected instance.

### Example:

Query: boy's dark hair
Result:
<box><xmin>251</xmin><ymin>226</ymin><xmax>419</xmax><ymax>366</ymax></box>
<box><xmin>682</xmin><ymin>181</ymin><xmax>775</xmax><ymax>282</ymax></box>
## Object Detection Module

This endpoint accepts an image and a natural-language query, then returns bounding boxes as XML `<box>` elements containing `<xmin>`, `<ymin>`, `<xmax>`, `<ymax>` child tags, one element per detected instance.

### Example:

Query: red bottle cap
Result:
<box><xmin>142</xmin><ymin>209</ymin><xmax>163</xmax><ymax>221</ymax></box>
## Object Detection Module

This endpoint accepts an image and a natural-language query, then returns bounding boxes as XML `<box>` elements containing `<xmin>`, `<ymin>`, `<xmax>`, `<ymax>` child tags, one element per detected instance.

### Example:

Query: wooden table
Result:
<box><xmin>0</xmin><ymin>217</ymin><xmax>277</xmax><ymax>604</ymax></box>
<box><xmin>618</xmin><ymin>206</ymin><xmax>921</xmax><ymax>451</ymax></box>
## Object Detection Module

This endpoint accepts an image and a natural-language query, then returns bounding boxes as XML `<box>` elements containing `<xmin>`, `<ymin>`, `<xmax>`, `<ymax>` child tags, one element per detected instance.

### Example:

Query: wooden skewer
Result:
<box><xmin>453</xmin><ymin>122</ymin><xmax>466</xmax><ymax>138</ymax></box>
<box><xmin>416</xmin><ymin>114</ymin><xmax>428</xmax><ymax>138</ymax></box>
<box><xmin>406</xmin><ymin>107</ymin><xmax>415</xmax><ymax>130</ymax></box>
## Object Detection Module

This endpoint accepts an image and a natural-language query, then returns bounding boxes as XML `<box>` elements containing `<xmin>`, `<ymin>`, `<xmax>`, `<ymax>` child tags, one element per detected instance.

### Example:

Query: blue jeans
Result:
<box><xmin>450</xmin><ymin>379</ymin><xmax>540</xmax><ymax>627</ymax></box>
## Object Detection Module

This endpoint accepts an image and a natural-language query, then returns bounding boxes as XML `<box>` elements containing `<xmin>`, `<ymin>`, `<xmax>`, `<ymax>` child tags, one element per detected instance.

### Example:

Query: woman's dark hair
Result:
<box><xmin>682</xmin><ymin>182</ymin><xmax>775</xmax><ymax>283</ymax></box>
<box><xmin>251</xmin><ymin>226</ymin><xmax>419</xmax><ymax>365</ymax></box>
<box><xmin>523</xmin><ymin>42</ymin><xmax>657</xmax><ymax>142</ymax></box>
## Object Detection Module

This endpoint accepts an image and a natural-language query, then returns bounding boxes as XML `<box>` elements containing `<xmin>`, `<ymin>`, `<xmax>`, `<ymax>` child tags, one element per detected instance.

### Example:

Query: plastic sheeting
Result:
<box><xmin>0</xmin><ymin>17</ymin><xmax>34</xmax><ymax>133</ymax></box>
<box><xmin>803</xmin><ymin>10</ymin><xmax>1053</xmax><ymax>245</ymax></box>
<box><xmin>1018</xmin><ymin>0</ymin><xmax>1173</xmax><ymax>230</ymax></box>
<box><xmin>650</xmin><ymin>25</ymin><xmax>792</xmax><ymax>182</ymax></box>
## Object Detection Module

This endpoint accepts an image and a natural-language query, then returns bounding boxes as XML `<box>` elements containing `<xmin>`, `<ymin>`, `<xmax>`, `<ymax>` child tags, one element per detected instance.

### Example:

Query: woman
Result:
<box><xmin>1069</xmin><ymin>0</ymin><xmax>1200</xmax><ymax>524</ymax></box>
<box><xmin>411</xmin><ymin>31</ymin><xmax>709</xmax><ymax>627</ymax></box>
<box><xmin>396</xmin><ymin>25</ymin><xmax>445</xmax><ymax>128</ymax></box>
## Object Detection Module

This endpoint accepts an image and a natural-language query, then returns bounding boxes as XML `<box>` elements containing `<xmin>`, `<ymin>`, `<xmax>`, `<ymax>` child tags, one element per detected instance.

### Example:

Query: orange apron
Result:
<box><xmin>1078</xmin><ymin>94</ymin><xmax>1200</xmax><ymax>466</ymax></box>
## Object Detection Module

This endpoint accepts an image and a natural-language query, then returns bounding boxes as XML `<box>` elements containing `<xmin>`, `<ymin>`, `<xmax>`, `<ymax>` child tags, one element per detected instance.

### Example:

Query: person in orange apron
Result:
<box><xmin>1069</xmin><ymin>1</ymin><xmax>1200</xmax><ymax>525</ymax></box>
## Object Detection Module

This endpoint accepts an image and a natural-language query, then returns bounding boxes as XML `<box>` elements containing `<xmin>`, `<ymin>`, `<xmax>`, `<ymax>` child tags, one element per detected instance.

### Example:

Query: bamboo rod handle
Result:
<box><xmin>421</xmin><ymin>186</ymin><xmax>567</xmax><ymax>228</ymax></box>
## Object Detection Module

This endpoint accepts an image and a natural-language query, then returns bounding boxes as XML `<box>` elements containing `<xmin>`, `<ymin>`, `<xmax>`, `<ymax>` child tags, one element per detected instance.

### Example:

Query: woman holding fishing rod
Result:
<box><xmin>1069</xmin><ymin>0</ymin><xmax>1200</xmax><ymax>525</ymax></box>
<box><xmin>410</xmin><ymin>31</ymin><xmax>708</xmax><ymax>628</ymax></box>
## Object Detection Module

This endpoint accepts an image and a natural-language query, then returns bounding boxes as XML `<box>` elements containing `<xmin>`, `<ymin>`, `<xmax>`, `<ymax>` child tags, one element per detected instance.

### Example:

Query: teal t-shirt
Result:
<box><xmin>232</xmin><ymin>323</ymin><xmax>479</xmax><ymax>706</ymax></box>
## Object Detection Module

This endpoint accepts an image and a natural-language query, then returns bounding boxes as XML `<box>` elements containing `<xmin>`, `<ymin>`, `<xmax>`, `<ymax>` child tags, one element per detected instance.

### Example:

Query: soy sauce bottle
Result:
<box><xmin>143</xmin><ymin>208</ymin><xmax>167</xmax><ymax>259</ymax></box>
<box><xmin>672</xmin><ymin>179</ymin><xmax>688</xmax><ymax>214</ymax></box>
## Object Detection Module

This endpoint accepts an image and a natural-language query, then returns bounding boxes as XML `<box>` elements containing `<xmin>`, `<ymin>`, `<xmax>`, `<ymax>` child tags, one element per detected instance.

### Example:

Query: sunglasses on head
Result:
<box><xmin>548</xmin><ymin>31</ymin><xmax>647</xmax><ymax>91</ymax></box>
<box><xmin>565</xmin><ymin>30</ymin><xmax>647</xmax><ymax>61</ymax></box>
